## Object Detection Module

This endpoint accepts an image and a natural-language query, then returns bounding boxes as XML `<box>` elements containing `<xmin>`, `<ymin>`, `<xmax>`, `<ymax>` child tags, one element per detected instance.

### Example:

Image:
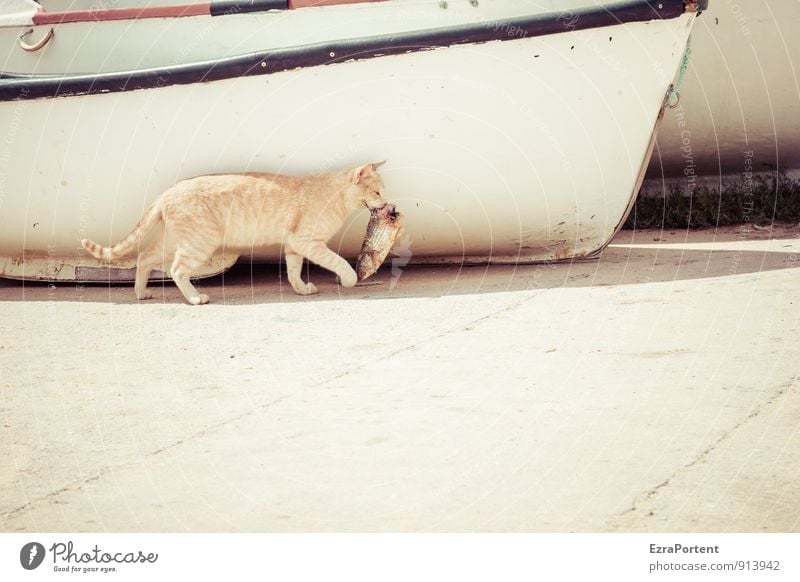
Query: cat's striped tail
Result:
<box><xmin>81</xmin><ymin>201</ymin><xmax>163</xmax><ymax>261</ymax></box>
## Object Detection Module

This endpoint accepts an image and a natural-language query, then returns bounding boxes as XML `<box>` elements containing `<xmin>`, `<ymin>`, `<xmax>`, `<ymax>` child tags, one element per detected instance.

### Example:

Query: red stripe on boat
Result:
<box><xmin>32</xmin><ymin>4</ymin><xmax>211</xmax><ymax>25</ymax></box>
<box><xmin>30</xmin><ymin>0</ymin><xmax>386</xmax><ymax>25</ymax></box>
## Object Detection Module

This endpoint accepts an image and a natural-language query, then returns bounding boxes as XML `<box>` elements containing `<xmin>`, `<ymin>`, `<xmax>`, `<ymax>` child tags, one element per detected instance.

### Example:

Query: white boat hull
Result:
<box><xmin>0</xmin><ymin>2</ymin><xmax>697</xmax><ymax>281</ymax></box>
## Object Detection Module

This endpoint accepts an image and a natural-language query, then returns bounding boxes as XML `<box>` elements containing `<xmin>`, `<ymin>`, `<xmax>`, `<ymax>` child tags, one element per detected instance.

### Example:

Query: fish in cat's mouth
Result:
<box><xmin>356</xmin><ymin>203</ymin><xmax>403</xmax><ymax>281</ymax></box>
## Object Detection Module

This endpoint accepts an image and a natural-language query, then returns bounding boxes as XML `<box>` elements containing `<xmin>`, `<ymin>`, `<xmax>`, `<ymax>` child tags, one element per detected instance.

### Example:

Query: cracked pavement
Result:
<box><xmin>1</xmin><ymin>226</ymin><xmax>799</xmax><ymax>532</ymax></box>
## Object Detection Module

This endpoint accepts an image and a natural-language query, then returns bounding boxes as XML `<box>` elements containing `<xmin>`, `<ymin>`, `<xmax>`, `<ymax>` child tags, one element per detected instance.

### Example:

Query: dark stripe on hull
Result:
<box><xmin>1</xmin><ymin>1</ymin><xmax>690</xmax><ymax>102</ymax></box>
<box><xmin>210</xmin><ymin>0</ymin><xmax>288</xmax><ymax>16</ymax></box>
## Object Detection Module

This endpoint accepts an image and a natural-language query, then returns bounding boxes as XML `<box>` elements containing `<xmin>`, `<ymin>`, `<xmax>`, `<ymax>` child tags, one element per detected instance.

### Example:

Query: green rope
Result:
<box><xmin>668</xmin><ymin>34</ymin><xmax>692</xmax><ymax>108</ymax></box>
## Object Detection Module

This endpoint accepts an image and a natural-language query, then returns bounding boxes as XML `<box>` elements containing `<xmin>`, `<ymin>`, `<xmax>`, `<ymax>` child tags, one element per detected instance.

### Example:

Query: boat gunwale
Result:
<box><xmin>29</xmin><ymin>0</ymin><xmax>380</xmax><ymax>26</ymax></box>
<box><xmin>0</xmin><ymin>0</ymin><xmax>691</xmax><ymax>102</ymax></box>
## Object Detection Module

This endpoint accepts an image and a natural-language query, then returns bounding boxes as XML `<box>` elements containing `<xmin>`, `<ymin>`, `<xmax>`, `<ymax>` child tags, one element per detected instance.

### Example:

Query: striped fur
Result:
<box><xmin>80</xmin><ymin>162</ymin><xmax>388</xmax><ymax>305</ymax></box>
<box><xmin>81</xmin><ymin>202</ymin><xmax>162</xmax><ymax>261</ymax></box>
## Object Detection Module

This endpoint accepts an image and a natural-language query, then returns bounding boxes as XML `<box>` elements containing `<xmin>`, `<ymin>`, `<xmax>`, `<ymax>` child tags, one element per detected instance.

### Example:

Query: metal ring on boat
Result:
<box><xmin>18</xmin><ymin>28</ymin><xmax>55</xmax><ymax>53</ymax></box>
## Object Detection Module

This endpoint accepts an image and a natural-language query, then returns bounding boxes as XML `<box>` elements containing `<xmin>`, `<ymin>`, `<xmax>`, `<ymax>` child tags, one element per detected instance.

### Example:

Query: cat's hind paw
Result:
<box><xmin>136</xmin><ymin>290</ymin><xmax>153</xmax><ymax>300</ymax></box>
<box><xmin>189</xmin><ymin>293</ymin><xmax>210</xmax><ymax>305</ymax></box>
<box><xmin>295</xmin><ymin>282</ymin><xmax>318</xmax><ymax>296</ymax></box>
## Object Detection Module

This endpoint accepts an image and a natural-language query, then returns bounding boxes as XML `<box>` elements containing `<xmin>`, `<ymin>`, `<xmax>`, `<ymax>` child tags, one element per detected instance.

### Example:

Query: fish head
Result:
<box><xmin>383</xmin><ymin>205</ymin><xmax>401</xmax><ymax>223</ymax></box>
<box><xmin>346</xmin><ymin>161</ymin><xmax>389</xmax><ymax>211</ymax></box>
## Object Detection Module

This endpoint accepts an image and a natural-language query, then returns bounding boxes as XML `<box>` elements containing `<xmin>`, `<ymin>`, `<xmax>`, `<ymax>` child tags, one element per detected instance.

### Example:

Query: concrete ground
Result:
<box><xmin>1</xmin><ymin>225</ymin><xmax>798</xmax><ymax>532</ymax></box>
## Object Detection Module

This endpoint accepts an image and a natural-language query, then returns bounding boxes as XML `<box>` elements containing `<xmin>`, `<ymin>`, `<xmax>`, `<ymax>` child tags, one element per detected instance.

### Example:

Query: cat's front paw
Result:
<box><xmin>136</xmin><ymin>290</ymin><xmax>153</xmax><ymax>300</ymax></box>
<box><xmin>189</xmin><ymin>293</ymin><xmax>210</xmax><ymax>305</ymax></box>
<box><xmin>337</xmin><ymin>271</ymin><xmax>358</xmax><ymax>288</ymax></box>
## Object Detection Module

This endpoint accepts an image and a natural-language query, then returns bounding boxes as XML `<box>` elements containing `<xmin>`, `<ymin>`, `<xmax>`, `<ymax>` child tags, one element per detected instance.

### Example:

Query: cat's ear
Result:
<box><xmin>371</xmin><ymin>160</ymin><xmax>387</xmax><ymax>170</ymax></box>
<box><xmin>353</xmin><ymin>161</ymin><xmax>386</xmax><ymax>184</ymax></box>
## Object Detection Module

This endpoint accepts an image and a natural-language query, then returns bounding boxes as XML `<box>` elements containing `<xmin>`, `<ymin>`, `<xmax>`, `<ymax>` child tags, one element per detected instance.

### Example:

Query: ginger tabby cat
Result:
<box><xmin>81</xmin><ymin>162</ymin><xmax>388</xmax><ymax>305</ymax></box>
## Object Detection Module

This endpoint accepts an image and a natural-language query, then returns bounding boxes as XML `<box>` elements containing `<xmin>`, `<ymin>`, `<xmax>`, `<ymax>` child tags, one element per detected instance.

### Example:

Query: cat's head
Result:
<box><xmin>345</xmin><ymin>161</ymin><xmax>388</xmax><ymax>210</ymax></box>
